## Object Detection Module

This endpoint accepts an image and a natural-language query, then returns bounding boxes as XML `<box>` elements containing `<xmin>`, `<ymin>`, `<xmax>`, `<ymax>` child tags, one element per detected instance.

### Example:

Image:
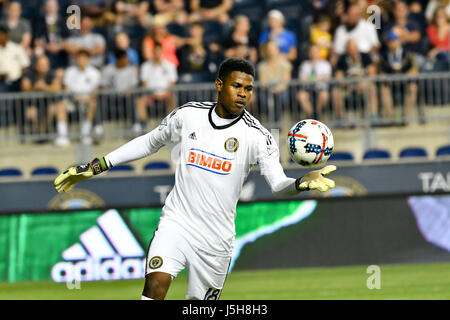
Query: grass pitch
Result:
<box><xmin>1</xmin><ymin>262</ymin><xmax>449</xmax><ymax>300</ymax></box>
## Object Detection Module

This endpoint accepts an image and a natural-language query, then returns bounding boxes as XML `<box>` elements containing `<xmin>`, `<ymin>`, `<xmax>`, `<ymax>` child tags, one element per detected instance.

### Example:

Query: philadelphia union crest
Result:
<box><xmin>224</xmin><ymin>137</ymin><xmax>239</xmax><ymax>153</ymax></box>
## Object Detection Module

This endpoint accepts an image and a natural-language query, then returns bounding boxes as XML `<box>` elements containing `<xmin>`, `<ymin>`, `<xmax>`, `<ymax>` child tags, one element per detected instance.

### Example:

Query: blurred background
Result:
<box><xmin>0</xmin><ymin>0</ymin><xmax>449</xmax><ymax>299</ymax></box>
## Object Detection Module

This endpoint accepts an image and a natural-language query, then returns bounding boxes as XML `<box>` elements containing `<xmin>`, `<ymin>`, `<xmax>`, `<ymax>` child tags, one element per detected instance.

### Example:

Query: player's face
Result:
<box><xmin>216</xmin><ymin>71</ymin><xmax>254</xmax><ymax>117</ymax></box>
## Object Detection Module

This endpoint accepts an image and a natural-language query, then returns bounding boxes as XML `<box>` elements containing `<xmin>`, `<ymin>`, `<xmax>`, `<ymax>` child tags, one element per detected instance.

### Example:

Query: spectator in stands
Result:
<box><xmin>426</xmin><ymin>6</ymin><xmax>450</xmax><ymax>71</ymax></box>
<box><xmin>310</xmin><ymin>13</ymin><xmax>332</xmax><ymax>60</ymax></box>
<box><xmin>64</xmin><ymin>16</ymin><xmax>107</xmax><ymax>68</ymax></box>
<box><xmin>34</xmin><ymin>0</ymin><xmax>69</xmax><ymax>70</ymax></box>
<box><xmin>0</xmin><ymin>26</ymin><xmax>30</xmax><ymax>92</ymax></box>
<box><xmin>257</xmin><ymin>40</ymin><xmax>292</xmax><ymax>125</ymax></box>
<box><xmin>102</xmin><ymin>49</ymin><xmax>139</xmax><ymax>128</ymax></box>
<box><xmin>332</xmin><ymin>3</ymin><xmax>380</xmax><ymax>64</ymax></box>
<box><xmin>425</xmin><ymin>0</ymin><xmax>450</xmax><ymax>23</ymax></box>
<box><xmin>135</xmin><ymin>42</ymin><xmax>178</xmax><ymax>134</ymax></box>
<box><xmin>2</xmin><ymin>1</ymin><xmax>32</xmax><ymax>56</ymax></box>
<box><xmin>296</xmin><ymin>45</ymin><xmax>332</xmax><ymax>120</ymax></box>
<box><xmin>379</xmin><ymin>30</ymin><xmax>419</xmax><ymax>122</ymax></box>
<box><xmin>20</xmin><ymin>55</ymin><xmax>63</xmax><ymax>141</ymax></box>
<box><xmin>114</xmin><ymin>0</ymin><xmax>151</xmax><ymax>27</ymax></box>
<box><xmin>222</xmin><ymin>15</ymin><xmax>258</xmax><ymax>64</ymax></box>
<box><xmin>142</xmin><ymin>15</ymin><xmax>180</xmax><ymax>67</ymax></box>
<box><xmin>102</xmin><ymin>49</ymin><xmax>139</xmax><ymax>92</ymax></box>
<box><xmin>74</xmin><ymin>0</ymin><xmax>115</xmax><ymax>26</ymax></box>
<box><xmin>385</xmin><ymin>0</ymin><xmax>426</xmax><ymax>70</ymax></box>
<box><xmin>153</xmin><ymin>0</ymin><xmax>187</xmax><ymax>24</ymax></box>
<box><xmin>177</xmin><ymin>22</ymin><xmax>209</xmax><ymax>76</ymax></box>
<box><xmin>60</xmin><ymin>50</ymin><xmax>101</xmax><ymax>145</ymax></box>
<box><xmin>190</xmin><ymin>0</ymin><xmax>232</xmax><ymax>24</ymax></box>
<box><xmin>107</xmin><ymin>32</ymin><xmax>139</xmax><ymax>66</ymax></box>
<box><xmin>258</xmin><ymin>9</ymin><xmax>298</xmax><ymax>62</ymax></box>
<box><xmin>332</xmin><ymin>39</ymin><xmax>378</xmax><ymax>123</ymax></box>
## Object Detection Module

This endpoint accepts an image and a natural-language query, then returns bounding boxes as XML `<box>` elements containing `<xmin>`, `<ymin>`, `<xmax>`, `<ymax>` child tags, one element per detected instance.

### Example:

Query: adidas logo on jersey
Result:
<box><xmin>187</xmin><ymin>148</ymin><xmax>232</xmax><ymax>175</ymax></box>
<box><xmin>51</xmin><ymin>209</ymin><xmax>146</xmax><ymax>283</ymax></box>
<box><xmin>189</xmin><ymin>132</ymin><xmax>197</xmax><ymax>140</ymax></box>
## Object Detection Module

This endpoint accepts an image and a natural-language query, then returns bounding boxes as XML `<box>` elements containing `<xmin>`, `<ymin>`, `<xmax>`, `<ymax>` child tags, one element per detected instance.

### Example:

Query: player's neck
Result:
<box><xmin>215</xmin><ymin>102</ymin><xmax>240</xmax><ymax>120</ymax></box>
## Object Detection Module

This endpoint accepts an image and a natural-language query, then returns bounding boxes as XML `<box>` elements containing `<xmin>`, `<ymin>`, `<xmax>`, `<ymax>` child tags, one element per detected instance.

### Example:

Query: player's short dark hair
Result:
<box><xmin>217</xmin><ymin>58</ymin><xmax>255</xmax><ymax>81</ymax></box>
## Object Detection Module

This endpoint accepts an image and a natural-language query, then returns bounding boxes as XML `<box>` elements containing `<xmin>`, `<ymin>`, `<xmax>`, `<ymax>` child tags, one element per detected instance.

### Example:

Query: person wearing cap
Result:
<box><xmin>258</xmin><ymin>9</ymin><xmax>298</xmax><ymax>62</ymax></box>
<box><xmin>379</xmin><ymin>29</ymin><xmax>418</xmax><ymax>124</ymax></box>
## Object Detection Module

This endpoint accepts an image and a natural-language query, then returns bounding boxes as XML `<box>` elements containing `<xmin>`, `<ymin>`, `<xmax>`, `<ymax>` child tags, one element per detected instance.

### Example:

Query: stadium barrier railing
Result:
<box><xmin>0</xmin><ymin>72</ymin><xmax>449</xmax><ymax>145</ymax></box>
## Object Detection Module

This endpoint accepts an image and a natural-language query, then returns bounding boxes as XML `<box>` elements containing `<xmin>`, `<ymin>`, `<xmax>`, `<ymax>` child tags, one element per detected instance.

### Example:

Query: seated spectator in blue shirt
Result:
<box><xmin>258</xmin><ymin>9</ymin><xmax>298</xmax><ymax>62</ymax></box>
<box><xmin>107</xmin><ymin>32</ymin><xmax>139</xmax><ymax>66</ymax></box>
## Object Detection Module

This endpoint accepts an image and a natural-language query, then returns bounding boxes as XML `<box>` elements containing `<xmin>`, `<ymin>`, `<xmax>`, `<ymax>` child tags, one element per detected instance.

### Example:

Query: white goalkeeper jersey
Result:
<box><xmin>106</xmin><ymin>102</ymin><xmax>298</xmax><ymax>256</ymax></box>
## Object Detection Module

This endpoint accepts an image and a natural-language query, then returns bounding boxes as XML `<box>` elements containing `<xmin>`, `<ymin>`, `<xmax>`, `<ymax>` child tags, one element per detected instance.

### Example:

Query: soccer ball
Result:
<box><xmin>287</xmin><ymin>119</ymin><xmax>334</xmax><ymax>167</ymax></box>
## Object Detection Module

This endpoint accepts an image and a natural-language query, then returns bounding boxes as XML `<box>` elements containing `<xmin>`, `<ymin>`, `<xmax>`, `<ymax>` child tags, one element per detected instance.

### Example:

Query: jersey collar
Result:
<box><xmin>208</xmin><ymin>104</ymin><xmax>244</xmax><ymax>130</ymax></box>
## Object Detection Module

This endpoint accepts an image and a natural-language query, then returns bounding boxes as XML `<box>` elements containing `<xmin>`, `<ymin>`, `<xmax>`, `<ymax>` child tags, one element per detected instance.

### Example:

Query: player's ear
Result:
<box><xmin>215</xmin><ymin>78</ymin><xmax>223</xmax><ymax>93</ymax></box>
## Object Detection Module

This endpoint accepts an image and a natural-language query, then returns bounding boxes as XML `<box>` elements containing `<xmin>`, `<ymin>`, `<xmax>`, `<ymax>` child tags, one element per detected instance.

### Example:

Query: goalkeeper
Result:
<box><xmin>54</xmin><ymin>58</ymin><xmax>336</xmax><ymax>300</ymax></box>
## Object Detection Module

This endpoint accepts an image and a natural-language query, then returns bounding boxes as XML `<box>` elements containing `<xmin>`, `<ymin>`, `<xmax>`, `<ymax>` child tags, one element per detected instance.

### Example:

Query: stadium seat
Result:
<box><xmin>144</xmin><ymin>161</ymin><xmax>171</xmax><ymax>171</ymax></box>
<box><xmin>363</xmin><ymin>149</ymin><xmax>391</xmax><ymax>160</ymax></box>
<box><xmin>399</xmin><ymin>147</ymin><xmax>428</xmax><ymax>158</ymax></box>
<box><xmin>31</xmin><ymin>167</ymin><xmax>59</xmax><ymax>176</ymax></box>
<box><xmin>109</xmin><ymin>165</ymin><xmax>135</xmax><ymax>172</ymax></box>
<box><xmin>329</xmin><ymin>152</ymin><xmax>354</xmax><ymax>161</ymax></box>
<box><xmin>0</xmin><ymin>168</ymin><xmax>23</xmax><ymax>177</ymax></box>
<box><xmin>436</xmin><ymin>145</ymin><xmax>450</xmax><ymax>157</ymax></box>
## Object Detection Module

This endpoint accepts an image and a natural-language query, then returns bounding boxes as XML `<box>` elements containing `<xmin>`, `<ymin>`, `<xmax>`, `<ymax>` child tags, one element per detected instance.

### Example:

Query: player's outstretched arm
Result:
<box><xmin>54</xmin><ymin>157</ymin><xmax>110</xmax><ymax>193</ymax></box>
<box><xmin>296</xmin><ymin>165</ymin><xmax>337</xmax><ymax>192</ymax></box>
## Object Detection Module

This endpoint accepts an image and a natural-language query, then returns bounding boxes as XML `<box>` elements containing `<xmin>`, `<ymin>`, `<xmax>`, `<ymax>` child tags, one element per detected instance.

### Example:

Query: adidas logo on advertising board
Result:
<box><xmin>51</xmin><ymin>209</ymin><xmax>146</xmax><ymax>283</ymax></box>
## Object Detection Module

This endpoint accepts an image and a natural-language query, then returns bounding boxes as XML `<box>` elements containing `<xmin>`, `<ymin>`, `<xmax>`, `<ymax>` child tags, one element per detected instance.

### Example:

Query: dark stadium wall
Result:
<box><xmin>232</xmin><ymin>196</ymin><xmax>450</xmax><ymax>271</ymax></box>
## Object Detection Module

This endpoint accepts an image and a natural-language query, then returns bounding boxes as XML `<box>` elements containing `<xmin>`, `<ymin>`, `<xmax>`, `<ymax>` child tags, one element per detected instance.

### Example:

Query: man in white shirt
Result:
<box><xmin>135</xmin><ymin>42</ymin><xmax>178</xmax><ymax>134</ymax></box>
<box><xmin>59</xmin><ymin>50</ymin><xmax>101</xmax><ymax>146</ymax></box>
<box><xmin>54</xmin><ymin>58</ymin><xmax>337</xmax><ymax>300</ymax></box>
<box><xmin>333</xmin><ymin>3</ymin><xmax>380</xmax><ymax>57</ymax></box>
<box><xmin>0</xmin><ymin>25</ymin><xmax>30</xmax><ymax>92</ymax></box>
<box><xmin>297</xmin><ymin>45</ymin><xmax>332</xmax><ymax>119</ymax></box>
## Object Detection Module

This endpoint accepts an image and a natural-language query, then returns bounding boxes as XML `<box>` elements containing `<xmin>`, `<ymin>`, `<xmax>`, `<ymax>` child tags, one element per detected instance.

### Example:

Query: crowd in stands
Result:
<box><xmin>0</xmin><ymin>0</ymin><xmax>449</xmax><ymax>145</ymax></box>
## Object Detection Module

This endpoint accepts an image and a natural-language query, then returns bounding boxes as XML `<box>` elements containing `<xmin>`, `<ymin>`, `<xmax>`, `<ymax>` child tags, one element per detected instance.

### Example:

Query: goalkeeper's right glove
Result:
<box><xmin>295</xmin><ymin>165</ymin><xmax>337</xmax><ymax>192</ymax></box>
<box><xmin>54</xmin><ymin>157</ymin><xmax>109</xmax><ymax>193</ymax></box>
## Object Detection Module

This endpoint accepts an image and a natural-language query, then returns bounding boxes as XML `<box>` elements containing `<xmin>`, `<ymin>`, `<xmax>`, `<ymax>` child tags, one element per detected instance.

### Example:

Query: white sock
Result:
<box><xmin>141</xmin><ymin>295</ymin><xmax>153</xmax><ymax>300</ymax></box>
<box><xmin>57</xmin><ymin>121</ymin><xmax>68</xmax><ymax>138</ymax></box>
<box><xmin>81</xmin><ymin>120</ymin><xmax>92</xmax><ymax>137</ymax></box>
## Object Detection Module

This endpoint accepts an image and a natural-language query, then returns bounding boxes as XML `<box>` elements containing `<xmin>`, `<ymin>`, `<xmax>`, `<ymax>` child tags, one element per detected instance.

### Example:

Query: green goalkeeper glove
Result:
<box><xmin>54</xmin><ymin>157</ymin><xmax>109</xmax><ymax>193</ymax></box>
<box><xmin>295</xmin><ymin>165</ymin><xmax>337</xmax><ymax>192</ymax></box>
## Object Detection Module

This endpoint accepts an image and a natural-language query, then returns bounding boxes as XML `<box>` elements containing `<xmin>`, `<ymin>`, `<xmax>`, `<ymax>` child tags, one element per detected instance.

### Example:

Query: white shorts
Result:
<box><xmin>145</xmin><ymin>221</ymin><xmax>232</xmax><ymax>300</ymax></box>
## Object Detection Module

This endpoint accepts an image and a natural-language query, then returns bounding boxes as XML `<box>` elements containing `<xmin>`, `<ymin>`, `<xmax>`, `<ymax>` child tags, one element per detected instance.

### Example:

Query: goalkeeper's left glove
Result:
<box><xmin>54</xmin><ymin>157</ymin><xmax>109</xmax><ymax>193</ymax></box>
<box><xmin>295</xmin><ymin>165</ymin><xmax>337</xmax><ymax>192</ymax></box>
